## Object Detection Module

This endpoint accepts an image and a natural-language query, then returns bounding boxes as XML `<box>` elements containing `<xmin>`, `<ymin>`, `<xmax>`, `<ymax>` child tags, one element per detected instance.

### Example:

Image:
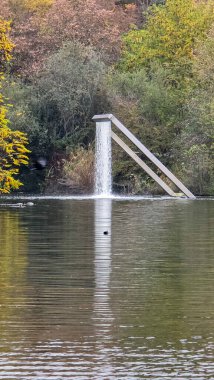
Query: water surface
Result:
<box><xmin>0</xmin><ymin>198</ymin><xmax>213</xmax><ymax>379</ymax></box>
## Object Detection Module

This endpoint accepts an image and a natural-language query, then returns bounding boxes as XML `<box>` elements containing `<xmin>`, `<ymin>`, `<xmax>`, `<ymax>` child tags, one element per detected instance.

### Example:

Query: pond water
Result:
<box><xmin>0</xmin><ymin>197</ymin><xmax>213</xmax><ymax>379</ymax></box>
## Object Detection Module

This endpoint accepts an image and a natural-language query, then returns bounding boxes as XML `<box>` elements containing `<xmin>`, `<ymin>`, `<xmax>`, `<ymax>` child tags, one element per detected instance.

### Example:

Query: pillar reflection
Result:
<box><xmin>93</xmin><ymin>198</ymin><xmax>114</xmax><ymax>376</ymax></box>
<box><xmin>94</xmin><ymin>198</ymin><xmax>112</xmax><ymax>290</ymax></box>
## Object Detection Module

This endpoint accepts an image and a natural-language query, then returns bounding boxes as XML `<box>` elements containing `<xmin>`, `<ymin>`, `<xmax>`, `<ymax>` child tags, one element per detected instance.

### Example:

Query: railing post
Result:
<box><xmin>93</xmin><ymin>115</ymin><xmax>112</xmax><ymax>195</ymax></box>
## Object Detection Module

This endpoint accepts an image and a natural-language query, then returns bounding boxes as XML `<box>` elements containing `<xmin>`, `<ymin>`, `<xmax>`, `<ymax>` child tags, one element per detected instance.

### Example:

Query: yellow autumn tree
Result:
<box><xmin>0</xmin><ymin>19</ymin><xmax>14</xmax><ymax>72</ymax></box>
<box><xmin>8</xmin><ymin>0</ymin><xmax>53</xmax><ymax>14</ymax></box>
<box><xmin>0</xmin><ymin>19</ymin><xmax>30</xmax><ymax>193</ymax></box>
<box><xmin>120</xmin><ymin>0</ymin><xmax>214</xmax><ymax>72</ymax></box>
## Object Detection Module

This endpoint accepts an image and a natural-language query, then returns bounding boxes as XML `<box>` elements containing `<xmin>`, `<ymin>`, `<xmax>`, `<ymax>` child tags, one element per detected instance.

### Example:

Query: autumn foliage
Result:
<box><xmin>0</xmin><ymin>19</ymin><xmax>14</xmax><ymax>72</ymax></box>
<box><xmin>0</xmin><ymin>0</ymin><xmax>214</xmax><ymax>195</ymax></box>
<box><xmin>120</xmin><ymin>0</ymin><xmax>214</xmax><ymax>72</ymax></box>
<box><xmin>0</xmin><ymin>19</ymin><xmax>29</xmax><ymax>193</ymax></box>
<box><xmin>0</xmin><ymin>123</ymin><xmax>30</xmax><ymax>193</ymax></box>
<box><xmin>0</xmin><ymin>0</ymin><xmax>138</xmax><ymax>75</ymax></box>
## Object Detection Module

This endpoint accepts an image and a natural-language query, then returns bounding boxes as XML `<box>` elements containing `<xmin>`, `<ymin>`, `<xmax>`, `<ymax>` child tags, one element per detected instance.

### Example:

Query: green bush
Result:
<box><xmin>2</xmin><ymin>78</ymin><xmax>48</xmax><ymax>155</ymax></box>
<box><xmin>36</xmin><ymin>41</ymin><xmax>107</xmax><ymax>149</ymax></box>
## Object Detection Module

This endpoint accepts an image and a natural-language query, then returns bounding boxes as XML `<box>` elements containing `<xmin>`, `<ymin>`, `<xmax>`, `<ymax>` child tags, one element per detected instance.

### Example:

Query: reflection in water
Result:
<box><xmin>111</xmin><ymin>201</ymin><xmax>214</xmax><ymax>341</ymax></box>
<box><xmin>0</xmin><ymin>210</ymin><xmax>28</xmax><ymax>340</ymax></box>
<box><xmin>110</xmin><ymin>200</ymin><xmax>214</xmax><ymax>378</ymax></box>
<box><xmin>0</xmin><ymin>199</ymin><xmax>213</xmax><ymax>379</ymax></box>
<box><xmin>94</xmin><ymin>199</ymin><xmax>114</xmax><ymax>377</ymax></box>
<box><xmin>94</xmin><ymin>199</ymin><xmax>112</xmax><ymax>294</ymax></box>
<box><xmin>25</xmin><ymin>201</ymin><xmax>95</xmax><ymax>342</ymax></box>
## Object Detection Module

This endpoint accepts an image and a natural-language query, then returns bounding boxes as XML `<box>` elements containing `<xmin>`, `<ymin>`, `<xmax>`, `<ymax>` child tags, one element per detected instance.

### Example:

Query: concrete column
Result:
<box><xmin>93</xmin><ymin>116</ymin><xmax>112</xmax><ymax>195</ymax></box>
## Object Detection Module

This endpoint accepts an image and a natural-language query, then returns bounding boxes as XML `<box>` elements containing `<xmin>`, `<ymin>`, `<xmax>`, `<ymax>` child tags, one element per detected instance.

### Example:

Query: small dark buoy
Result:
<box><xmin>103</xmin><ymin>231</ymin><xmax>108</xmax><ymax>235</ymax></box>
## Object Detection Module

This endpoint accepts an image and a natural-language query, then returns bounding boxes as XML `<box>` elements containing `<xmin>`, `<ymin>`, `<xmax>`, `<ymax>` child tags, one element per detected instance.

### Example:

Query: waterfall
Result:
<box><xmin>95</xmin><ymin>120</ymin><xmax>112</xmax><ymax>195</ymax></box>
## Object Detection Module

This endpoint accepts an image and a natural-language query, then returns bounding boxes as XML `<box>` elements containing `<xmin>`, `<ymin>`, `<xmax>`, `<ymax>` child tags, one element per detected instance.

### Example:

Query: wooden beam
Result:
<box><xmin>112</xmin><ymin>131</ymin><xmax>177</xmax><ymax>197</ymax></box>
<box><xmin>110</xmin><ymin>115</ymin><xmax>195</xmax><ymax>199</ymax></box>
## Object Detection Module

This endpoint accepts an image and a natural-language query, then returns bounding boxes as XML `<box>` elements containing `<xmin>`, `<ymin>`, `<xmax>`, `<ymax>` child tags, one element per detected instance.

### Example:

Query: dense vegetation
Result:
<box><xmin>0</xmin><ymin>0</ymin><xmax>213</xmax><ymax>195</ymax></box>
<box><xmin>0</xmin><ymin>19</ymin><xmax>29</xmax><ymax>193</ymax></box>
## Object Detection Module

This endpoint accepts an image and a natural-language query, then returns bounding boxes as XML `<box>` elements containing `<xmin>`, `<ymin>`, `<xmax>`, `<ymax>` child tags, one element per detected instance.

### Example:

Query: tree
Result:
<box><xmin>0</xmin><ymin>41</ymin><xmax>108</xmax><ymax>193</ymax></box>
<box><xmin>108</xmin><ymin>63</ymin><xmax>186</xmax><ymax>185</ymax></box>
<box><xmin>0</xmin><ymin>122</ymin><xmax>30</xmax><ymax>193</ymax></box>
<box><xmin>109</xmin><ymin>1</ymin><xmax>214</xmax><ymax>194</ymax></box>
<box><xmin>0</xmin><ymin>19</ymin><xmax>29</xmax><ymax>193</ymax></box>
<box><xmin>0</xmin><ymin>0</ymin><xmax>138</xmax><ymax>76</ymax></box>
<box><xmin>35</xmin><ymin>41</ymin><xmax>107</xmax><ymax>149</ymax></box>
<box><xmin>1</xmin><ymin>77</ymin><xmax>48</xmax><ymax>154</ymax></box>
<box><xmin>120</xmin><ymin>0</ymin><xmax>214</xmax><ymax>75</ymax></box>
<box><xmin>174</xmin><ymin>27</ymin><xmax>214</xmax><ymax>195</ymax></box>
<box><xmin>8</xmin><ymin>0</ymin><xmax>53</xmax><ymax>14</ymax></box>
<box><xmin>0</xmin><ymin>19</ymin><xmax>14</xmax><ymax>72</ymax></box>
<box><xmin>42</xmin><ymin>0</ymin><xmax>138</xmax><ymax>63</ymax></box>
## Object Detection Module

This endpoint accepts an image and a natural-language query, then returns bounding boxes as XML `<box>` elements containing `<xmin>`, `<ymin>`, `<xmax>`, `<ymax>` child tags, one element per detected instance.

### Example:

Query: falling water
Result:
<box><xmin>95</xmin><ymin>120</ymin><xmax>112</xmax><ymax>195</ymax></box>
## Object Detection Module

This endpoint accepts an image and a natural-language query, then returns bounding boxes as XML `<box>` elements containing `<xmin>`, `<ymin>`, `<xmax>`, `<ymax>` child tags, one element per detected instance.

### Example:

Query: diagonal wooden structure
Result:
<box><xmin>93</xmin><ymin>114</ymin><xmax>195</xmax><ymax>199</ymax></box>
